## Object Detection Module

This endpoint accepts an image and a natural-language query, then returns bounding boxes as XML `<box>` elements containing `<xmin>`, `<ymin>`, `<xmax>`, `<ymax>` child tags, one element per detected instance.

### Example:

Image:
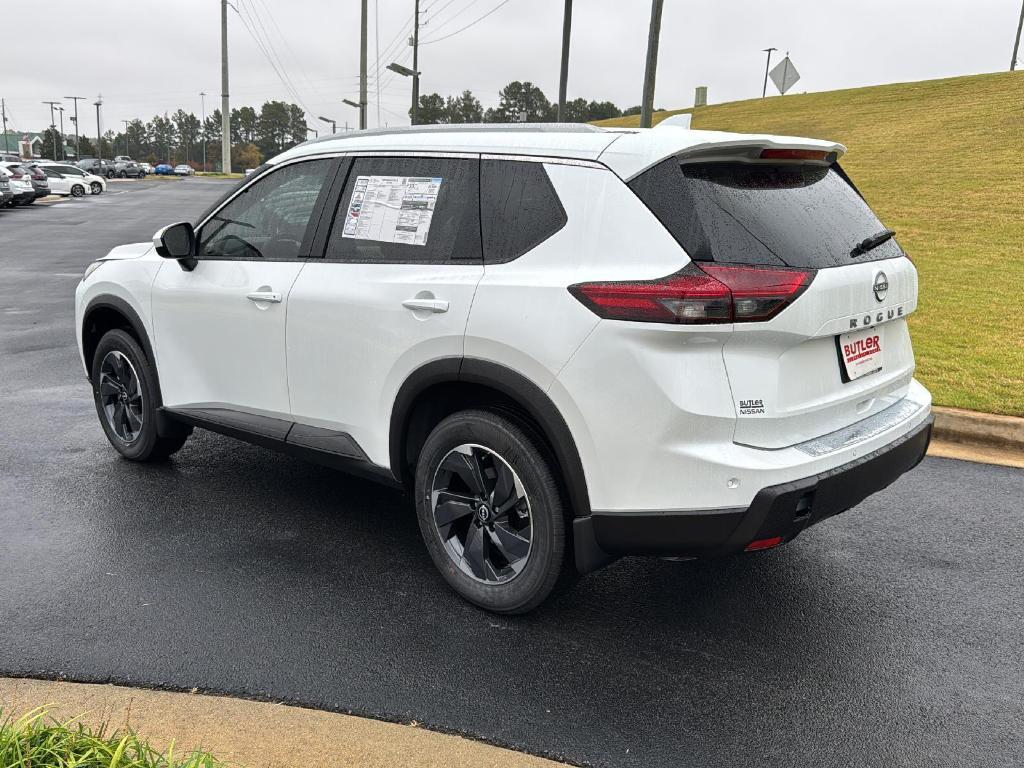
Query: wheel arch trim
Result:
<box><xmin>82</xmin><ymin>295</ymin><xmax>160</xmax><ymax>401</ymax></box>
<box><xmin>389</xmin><ymin>357</ymin><xmax>592</xmax><ymax>520</ymax></box>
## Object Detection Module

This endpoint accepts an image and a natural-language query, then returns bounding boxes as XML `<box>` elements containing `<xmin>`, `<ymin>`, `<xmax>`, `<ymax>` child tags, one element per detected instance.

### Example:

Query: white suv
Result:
<box><xmin>75</xmin><ymin>124</ymin><xmax>933</xmax><ymax>613</ymax></box>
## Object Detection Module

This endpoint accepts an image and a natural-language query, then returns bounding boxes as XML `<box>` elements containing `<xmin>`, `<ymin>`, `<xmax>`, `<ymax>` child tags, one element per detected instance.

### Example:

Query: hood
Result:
<box><xmin>102</xmin><ymin>241</ymin><xmax>154</xmax><ymax>261</ymax></box>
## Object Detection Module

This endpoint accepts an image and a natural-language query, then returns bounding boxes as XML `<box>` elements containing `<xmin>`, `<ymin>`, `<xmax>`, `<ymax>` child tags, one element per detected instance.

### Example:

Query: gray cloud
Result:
<box><xmin>2</xmin><ymin>0</ymin><xmax>1016</xmax><ymax>133</ymax></box>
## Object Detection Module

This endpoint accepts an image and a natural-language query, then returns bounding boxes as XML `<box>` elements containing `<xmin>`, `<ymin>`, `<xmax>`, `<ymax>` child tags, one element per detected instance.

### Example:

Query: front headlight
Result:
<box><xmin>82</xmin><ymin>260</ymin><xmax>105</xmax><ymax>281</ymax></box>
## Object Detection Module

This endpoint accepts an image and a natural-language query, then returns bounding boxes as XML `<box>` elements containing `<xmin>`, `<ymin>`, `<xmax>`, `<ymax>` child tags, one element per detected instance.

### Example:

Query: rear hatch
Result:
<box><xmin>629</xmin><ymin>145</ymin><xmax>918</xmax><ymax>449</ymax></box>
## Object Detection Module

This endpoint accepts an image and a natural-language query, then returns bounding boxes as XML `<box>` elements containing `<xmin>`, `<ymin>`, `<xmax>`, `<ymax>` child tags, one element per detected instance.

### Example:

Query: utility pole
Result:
<box><xmin>56</xmin><ymin>106</ymin><xmax>65</xmax><ymax>159</ymax></box>
<box><xmin>122</xmin><ymin>120</ymin><xmax>131</xmax><ymax>157</ymax></box>
<box><xmin>43</xmin><ymin>101</ymin><xmax>60</xmax><ymax>160</ymax></box>
<box><xmin>761</xmin><ymin>47</ymin><xmax>777</xmax><ymax>97</ymax></box>
<box><xmin>639</xmin><ymin>0</ymin><xmax>664</xmax><ymax>128</ymax></box>
<box><xmin>557</xmin><ymin>0</ymin><xmax>572</xmax><ymax>122</ymax></box>
<box><xmin>221</xmin><ymin>0</ymin><xmax>232</xmax><ymax>172</ymax></box>
<box><xmin>1</xmin><ymin>99</ymin><xmax>8</xmax><ymax>152</ymax></box>
<box><xmin>200</xmin><ymin>92</ymin><xmax>207</xmax><ymax>171</ymax></box>
<box><xmin>93</xmin><ymin>97</ymin><xmax>101</xmax><ymax>162</ymax></box>
<box><xmin>64</xmin><ymin>96</ymin><xmax>86</xmax><ymax>160</ymax></box>
<box><xmin>360</xmin><ymin>0</ymin><xmax>368</xmax><ymax>129</ymax></box>
<box><xmin>1012</xmin><ymin>0</ymin><xmax>1024</xmax><ymax>71</ymax></box>
<box><xmin>410</xmin><ymin>0</ymin><xmax>421</xmax><ymax>125</ymax></box>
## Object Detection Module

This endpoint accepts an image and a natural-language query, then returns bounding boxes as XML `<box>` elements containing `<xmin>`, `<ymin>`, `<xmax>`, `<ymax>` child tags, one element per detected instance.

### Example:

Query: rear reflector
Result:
<box><xmin>759</xmin><ymin>148</ymin><xmax>834</xmax><ymax>162</ymax></box>
<box><xmin>745</xmin><ymin>536</ymin><xmax>784</xmax><ymax>552</ymax></box>
<box><xmin>568</xmin><ymin>263</ymin><xmax>814</xmax><ymax>324</ymax></box>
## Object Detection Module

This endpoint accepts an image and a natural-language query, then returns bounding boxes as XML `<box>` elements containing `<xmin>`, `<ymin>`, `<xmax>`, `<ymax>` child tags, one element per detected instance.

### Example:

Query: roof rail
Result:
<box><xmin>300</xmin><ymin>122</ymin><xmax>605</xmax><ymax>147</ymax></box>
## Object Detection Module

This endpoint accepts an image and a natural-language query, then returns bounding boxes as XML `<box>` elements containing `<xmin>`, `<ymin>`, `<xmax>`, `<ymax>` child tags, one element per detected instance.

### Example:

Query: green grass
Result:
<box><xmin>596</xmin><ymin>72</ymin><xmax>1024</xmax><ymax>417</ymax></box>
<box><xmin>0</xmin><ymin>707</ymin><xmax>225</xmax><ymax>768</ymax></box>
<box><xmin>196</xmin><ymin>172</ymin><xmax>244</xmax><ymax>179</ymax></box>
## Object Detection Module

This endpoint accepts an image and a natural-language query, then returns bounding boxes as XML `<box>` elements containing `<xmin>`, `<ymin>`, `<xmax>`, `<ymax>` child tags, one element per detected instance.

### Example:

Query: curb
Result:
<box><xmin>0</xmin><ymin>677</ymin><xmax>569</xmax><ymax>768</ymax></box>
<box><xmin>931</xmin><ymin>406</ymin><xmax>1024</xmax><ymax>453</ymax></box>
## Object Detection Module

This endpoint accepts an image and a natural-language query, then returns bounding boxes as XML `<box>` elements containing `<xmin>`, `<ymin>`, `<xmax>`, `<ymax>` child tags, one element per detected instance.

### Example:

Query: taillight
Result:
<box><xmin>568</xmin><ymin>263</ymin><xmax>814</xmax><ymax>324</ymax></box>
<box><xmin>759</xmin><ymin>148</ymin><xmax>835</xmax><ymax>162</ymax></box>
<box><xmin>9</xmin><ymin>169</ymin><xmax>23</xmax><ymax>179</ymax></box>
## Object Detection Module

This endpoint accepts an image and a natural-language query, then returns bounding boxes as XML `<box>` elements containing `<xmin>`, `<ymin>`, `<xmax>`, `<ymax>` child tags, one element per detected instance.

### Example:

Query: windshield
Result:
<box><xmin>630</xmin><ymin>159</ymin><xmax>903</xmax><ymax>268</ymax></box>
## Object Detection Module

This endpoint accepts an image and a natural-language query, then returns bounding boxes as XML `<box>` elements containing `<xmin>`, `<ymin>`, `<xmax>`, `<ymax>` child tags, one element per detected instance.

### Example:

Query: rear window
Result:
<box><xmin>629</xmin><ymin>158</ymin><xmax>902</xmax><ymax>268</ymax></box>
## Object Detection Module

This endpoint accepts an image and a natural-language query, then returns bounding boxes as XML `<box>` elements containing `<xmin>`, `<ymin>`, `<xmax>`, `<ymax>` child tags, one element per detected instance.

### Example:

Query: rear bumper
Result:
<box><xmin>573</xmin><ymin>415</ymin><xmax>933</xmax><ymax>573</ymax></box>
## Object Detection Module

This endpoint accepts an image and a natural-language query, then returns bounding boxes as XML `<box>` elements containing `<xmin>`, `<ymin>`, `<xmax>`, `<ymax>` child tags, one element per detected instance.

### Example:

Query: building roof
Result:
<box><xmin>271</xmin><ymin>123</ymin><xmax>846</xmax><ymax>180</ymax></box>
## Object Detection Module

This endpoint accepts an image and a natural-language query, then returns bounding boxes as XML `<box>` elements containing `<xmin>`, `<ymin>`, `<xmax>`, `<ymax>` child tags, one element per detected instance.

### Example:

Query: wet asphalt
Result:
<box><xmin>0</xmin><ymin>179</ymin><xmax>1022</xmax><ymax>768</ymax></box>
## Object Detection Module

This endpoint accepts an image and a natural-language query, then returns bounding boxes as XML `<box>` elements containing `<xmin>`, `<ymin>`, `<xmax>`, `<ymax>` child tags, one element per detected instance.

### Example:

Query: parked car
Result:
<box><xmin>74</xmin><ymin>124</ymin><xmax>933</xmax><ymax>613</ymax></box>
<box><xmin>114</xmin><ymin>160</ymin><xmax>146</xmax><ymax>178</ymax></box>
<box><xmin>77</xmin><ymin>158</ymin><xmax>116</xmax><ymax>178</ymax></box>
<box><xmin>0</xmin><ymin>164</ymin><xmax>39</xmax><ymax>205</ymax></box>
<box><xmin>0</xmin><ymin>152</ymin><xmax>25</xmax><ymax>163</ymax></box>
<box><xmin>154</xmin><ymin>163</ymin><xmax>174</xmax><ymax>175</ymax></box>
<box><xmin>0</xmin><ymin>172</ymin><xmax>13</xmax><ymax>206</ymax></box>
<box><xmin>114</xmin><ymin>155</ymin><xmax>133</xmax><ymax>163</ymax></box>
<box><xmin>139</xmin><ymin>162</ymin><xmax>153</xmax><ymax>174</ymax></box>
<box><xmin>35</xmin><ymin>161</ymin><xmax>106</xmax><ymax>195</ymax></box>
<box><xmin>173</xmin><ymin>164</ymin><xmax>195</xmax><ymax>176</ymax></box>
<box><xmin>36</xmin><ymin>165</ymin><xmax>90</xmax><ymax>197</ymax></box>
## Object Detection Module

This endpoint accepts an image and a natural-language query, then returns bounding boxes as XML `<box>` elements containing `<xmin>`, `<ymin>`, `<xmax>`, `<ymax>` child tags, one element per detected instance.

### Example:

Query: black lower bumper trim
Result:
<box><xmin>573</xmin><ymin>416</ymin><xmax>933</xmax><ymax>573</ymax></box>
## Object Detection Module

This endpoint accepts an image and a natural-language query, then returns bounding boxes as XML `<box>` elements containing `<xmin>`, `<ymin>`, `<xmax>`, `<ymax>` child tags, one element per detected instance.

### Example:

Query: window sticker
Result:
<box><xmin>341</xmin><ymin>175</ymin><xmax>442</xmax><ymax>246</ymax></box>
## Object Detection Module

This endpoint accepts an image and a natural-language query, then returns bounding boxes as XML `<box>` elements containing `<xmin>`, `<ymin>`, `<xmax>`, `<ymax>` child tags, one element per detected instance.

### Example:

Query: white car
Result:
<box><xmin>74</xmin><ymin>124</ymin><xmax>933</xmax><ymax>613</ymax></box>
<box><xmin>35</xmin><ymin>162</ymin><xmax>106</xmax><ymax>195</ymax></box>
<box><xmin>139</xmin><ymin>163</ymin><xmax>153</xmax><ymax>174</ymax></box>
<box><xmin>0</xmin><ymin>163</ymin><xmax>37</xmax><ymax>205</ymax></box>
<box><xmin>173</xmin><ymin>164</ymin><xmax>195</xmax><ymax>176</ymax></box>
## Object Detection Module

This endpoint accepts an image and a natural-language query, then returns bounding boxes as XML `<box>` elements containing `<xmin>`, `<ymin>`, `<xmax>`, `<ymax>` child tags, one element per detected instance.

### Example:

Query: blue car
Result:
<box><xmin>154</xmin><ymin>164</ymin><xmax>174</xmax><ymax>175</ymax></box>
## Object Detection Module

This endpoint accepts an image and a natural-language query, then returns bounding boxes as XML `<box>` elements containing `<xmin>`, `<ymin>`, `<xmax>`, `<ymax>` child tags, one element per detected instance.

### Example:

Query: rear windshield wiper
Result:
<box><xmin>850</xmin><ymin>228</ymin><xmax>895</xmax><ymax>258</ymax></box>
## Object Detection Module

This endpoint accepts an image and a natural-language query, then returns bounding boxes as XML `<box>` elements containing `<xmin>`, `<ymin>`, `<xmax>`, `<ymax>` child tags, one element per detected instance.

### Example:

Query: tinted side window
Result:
<box><xmin>324</xmin><ymin>156</ymin><xmax>480</xmax><ymax>264</ymax></box>
<box><xmin>480</xmin><ymin>159</ymin><xmax>567</xmax><ymax>264</ymax></box>
<box><xmin>198</xmin><ymin>158</ymin><xmax>334</xmax><ymax>261</ymax></box>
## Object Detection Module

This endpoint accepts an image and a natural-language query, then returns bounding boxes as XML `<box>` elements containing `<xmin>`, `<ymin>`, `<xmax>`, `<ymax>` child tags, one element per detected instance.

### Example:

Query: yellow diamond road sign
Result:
<box><xmin>769</xmin><ymin>56</ymin><xmax>800</xmax><ymax>95</ymax></box>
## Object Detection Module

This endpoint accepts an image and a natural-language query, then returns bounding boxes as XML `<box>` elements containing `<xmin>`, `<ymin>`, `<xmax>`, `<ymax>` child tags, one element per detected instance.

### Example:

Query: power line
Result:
<box><xmin>420</xmin><ymin>0</ymin><xmax>512</xmax><ymax>45</ymax></box>
<box><xmin>423</xmin><ymin>0</ymin><xmax>484</xmax><ymax>36</ymax></box>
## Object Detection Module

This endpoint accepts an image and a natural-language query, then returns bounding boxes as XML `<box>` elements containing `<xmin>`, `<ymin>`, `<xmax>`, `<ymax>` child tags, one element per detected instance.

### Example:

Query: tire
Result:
<box><xmin>117</xmin><ymin>171</ymin><xmax>127</xmax><ymax>179</ymax></box>
<box><xmin>71</xmin><ymin>184</ymin><xmax>85</xmax><ymax>197</ymax></box>
<box><xmin>414</xmin><ymin>409</ymin><xmax>571</xmax><ymax>614</ymax></box>
<box><xmin>90</xmin><ymin>181</ymin><xmax>102</xmax><ymax>195</ymax></box>
<box><xmin>90</xmin><ymin>329</ymin><xmax>191</xmax><ymax>461</ymax></box>
<box><xmin>23</xmin><ymin>197</ymin><xmax>34</xmax><ymax>205</ymax></box>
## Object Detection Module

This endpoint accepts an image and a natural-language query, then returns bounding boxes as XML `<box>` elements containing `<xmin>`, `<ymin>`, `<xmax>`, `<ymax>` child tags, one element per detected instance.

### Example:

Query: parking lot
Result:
<box><xmin>1</xmin><ymin>179</ymin><xmax>1022</xmax><ymax>768</ymax></box>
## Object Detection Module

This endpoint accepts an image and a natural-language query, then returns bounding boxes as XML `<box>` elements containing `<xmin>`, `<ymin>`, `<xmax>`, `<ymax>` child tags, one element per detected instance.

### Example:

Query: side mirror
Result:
<box><xmin>154</xmin><ymin>222</ymin><xmax>198</xmax><ymax>271</ymax></box>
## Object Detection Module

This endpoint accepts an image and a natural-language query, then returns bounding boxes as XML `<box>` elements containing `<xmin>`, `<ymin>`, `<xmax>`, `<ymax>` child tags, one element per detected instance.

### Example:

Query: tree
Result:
<box><xmin>287</xmin><ymin>104</ymin><xmax>307</xmax><ymax>146</ymax></box>
<box><xmin>39</xmin><ymin>128</ymin><xmax>63</xmax><ymax>160</ymax></box>
<box><xmin>587</xmin><ymin>100</ymin><xmax>622</xmax><ymax>121</ymax></box>
<box><xmin>77</xmin><ymin>136</ymin><xmax>95</xmax><ymax>157</ymax></box>
<box><xmin>256</xmin><ymin>100</ymin><xmax>292</xmax><ymax>156</ymax></box>
<box><xmin>232</xmin><ymin>105</ymin><xmax>258</xmax><ymax>144</ymax></box>
<box><xmin>173</xmin><ymin>110</ymin><xmax>201</xmax><ymax>164</ymax></box>
<box><xmin>233</xmin><ymin>143</ymin><xmax>263</xmax><ymax>173</ymax></box>
<box><xmin>562</xmin><ymin>97</ymin><xmax>591</xmax><ymax>122</ymax></box>
<box><xmin>486</xmin><ymin>81</ymin><xmax>553</xmax><ymax>123</ymax></box>
<box><xmin>148</xmin><ymin>115</ymin><xmax>176</xmax><ymax>162</ymax></box>
<box><xmin>413</xmin><ymin>93</ymin><xmax>447</xmax><ymax>124</ymax></box>
<box><xmin>446</xmin><ymin>90</ymin><xmax>483</xmax><ymax>123</ymax></box>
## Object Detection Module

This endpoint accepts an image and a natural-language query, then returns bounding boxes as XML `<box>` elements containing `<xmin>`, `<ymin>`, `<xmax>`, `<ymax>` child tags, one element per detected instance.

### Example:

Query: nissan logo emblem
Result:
<box><xmin>873</xmin><ymin>271</ymin><xmax>888</xmax><ymax>302</ymax></box>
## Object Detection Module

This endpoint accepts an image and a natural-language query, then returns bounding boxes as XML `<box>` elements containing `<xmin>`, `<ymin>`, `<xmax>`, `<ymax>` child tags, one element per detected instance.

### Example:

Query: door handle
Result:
<box><xmin>402</xmin><ymin>298</ymin><xmax>449</xmax><ymax>313</ymax></box>
<box><xmin>246</xmin><ymin>290</ymin><xmax>283</xmax><ymax>304</ymax></box>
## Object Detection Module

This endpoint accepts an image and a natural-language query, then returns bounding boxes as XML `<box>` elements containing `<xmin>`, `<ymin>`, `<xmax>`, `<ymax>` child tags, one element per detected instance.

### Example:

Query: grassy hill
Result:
<box><xmin>597</xmin><ymin>72</ymin><xmax>1024</xmax><ymax>417</ymax></box>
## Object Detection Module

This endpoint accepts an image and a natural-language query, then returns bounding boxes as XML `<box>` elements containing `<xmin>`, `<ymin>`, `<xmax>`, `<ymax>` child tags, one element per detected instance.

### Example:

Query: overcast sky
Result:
<box><xmin>3</xmin><ymin>0</ymin><xmax>1019</xmax><ymax>134</ymax></box>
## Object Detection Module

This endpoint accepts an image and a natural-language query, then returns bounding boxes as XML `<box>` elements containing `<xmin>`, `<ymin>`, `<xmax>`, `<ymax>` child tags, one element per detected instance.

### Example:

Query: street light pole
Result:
<box><xmin>411</xmin><ymin>0</ymin><xmax>420</xmax><ymax>125</ymax></box>
<box><xmin>43</xmin><ymin>101</ymin><xmax>60</xmax><ymax>159</ymax></box>
<box><xmin>56</xmin><ymin>106</ymin><xmax>65</xmax><ymax>160</ymax></box>
<box><xmin>64</xmin><ymin>96</ymin><xmax>86</xmax><ymax>160</ymax></box>
<box><xmin>359</xmin><ymin>0</ymin><xmax>368</xmax><ymax>129</ymax></box>
<box><xmin>319</xmin><ymin>116</ymin><xmax>337</xmax><ymax>134</ymax></box>
<box><xmin>93</xmin><ymin>97</ymin><xmax>102</xmax><ymax>162</ymax></box>
<box><xmin>557</xmin><ymin>0</ymin><xmax>572</xmax><ymax>122</ymax></box>
<box><xmin>200</xmin><ymin>91</ymin><xmax>207</xmax><ymax>171</ymax></box>
<box><xmin>761</xmin><ymin>47</ymin><xmax>777</xmax><ymax>97</ymax></box>
<box><xmin>221</xmin><ymin>0</ymin><xmax>232</xmax><ymax>172</ymax></box>
<box><xmin>1012</xmin><ymin>0</ymin><xmax>1024</xmax><ymax>71</ymax></box>
<box><xmin>122</xmin><ymin>120</ymin><xmax>131</xmax><ymax>157</ymax></box>
<box><xmin>639</xmin><ymin>0</ymin><xmax>664</xmax><ymax>128</ymax></box>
